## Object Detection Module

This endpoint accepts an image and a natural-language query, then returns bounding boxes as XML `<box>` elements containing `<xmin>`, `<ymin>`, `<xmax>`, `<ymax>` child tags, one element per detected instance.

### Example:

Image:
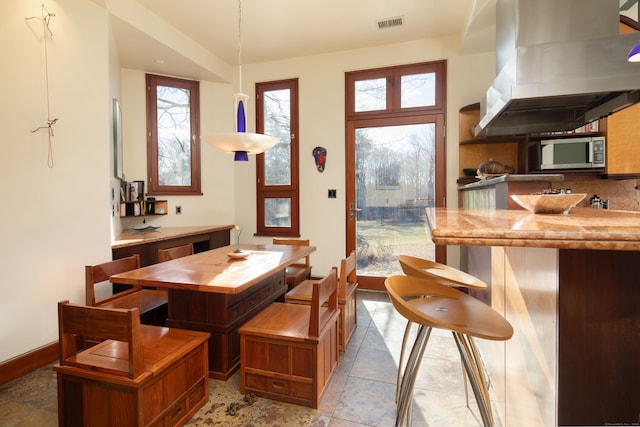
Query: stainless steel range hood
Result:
<box><xmin>475</xmin><ymin>0</ymin><xmax>640</xmax><ymax>137</ymax></box>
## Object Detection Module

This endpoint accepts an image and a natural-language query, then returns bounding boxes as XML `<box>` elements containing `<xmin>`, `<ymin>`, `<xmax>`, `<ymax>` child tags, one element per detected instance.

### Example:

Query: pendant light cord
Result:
<box><xmin>27</xmin><ymin>4</ymin><xmax>57</xmax><ymax>168</ymax></box>
<box><xmin>237</xmin><ymin>0</ymin><xmax>243</xmax><ymax>94</ymax></box>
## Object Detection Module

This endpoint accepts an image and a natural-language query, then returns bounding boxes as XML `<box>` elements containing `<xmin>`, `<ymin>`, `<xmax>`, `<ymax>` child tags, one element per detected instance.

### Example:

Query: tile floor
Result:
<box><xmin>0</xmin><ymin>290</ymin><xmax>500</xmax><ymax>426</ymax></box>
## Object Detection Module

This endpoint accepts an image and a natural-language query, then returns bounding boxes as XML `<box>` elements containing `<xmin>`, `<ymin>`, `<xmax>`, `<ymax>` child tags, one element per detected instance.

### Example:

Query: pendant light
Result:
<box><xmin>202</xmin><ymin>0</ymin><xmax>277</xmax><ymax>161</ymax></box>
<box><xmin>628</xmin><ymin>44</ymin><xmax>640</xmax><ymax>62</ymax></box>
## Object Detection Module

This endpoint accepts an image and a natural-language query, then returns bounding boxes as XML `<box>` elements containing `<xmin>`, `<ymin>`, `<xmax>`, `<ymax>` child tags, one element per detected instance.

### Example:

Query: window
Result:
<box><xmin>255</xmin><ymin>79</ymin><xmax>299</xmax><ymax>236</ymax></box>
<box><xmin>346</xmin><ymin>62</ymin><xmax>444</xmax><ymax>119</ymax></box>
<box><xmin>146</xmin><ymin>74</ymin><xmax>201</xmax><ymax>195</ymax></box>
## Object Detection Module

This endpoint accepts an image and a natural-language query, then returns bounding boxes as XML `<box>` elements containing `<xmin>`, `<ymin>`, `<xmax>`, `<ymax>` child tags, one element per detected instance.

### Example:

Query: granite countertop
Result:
<box><xmin>458</xmin><ymin>173</ymin><xmax>564</xmax><ymax>190</ymax></box>
<box><xmin>426</xmin><ymin>207</ymin><xmax>640</xmax><ymax>250</ymax></box>
<box><xmin>113</xmin><ymin>225</ymin><xmax>233</xmax><ymax>249</ymax></box>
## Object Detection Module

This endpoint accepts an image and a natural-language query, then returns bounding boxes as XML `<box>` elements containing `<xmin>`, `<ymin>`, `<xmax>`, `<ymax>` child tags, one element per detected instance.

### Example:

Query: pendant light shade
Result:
<box><xmin>628</xmin><ymin>44</ymin><xmax>640</xmax><ymax>62</ymax></box>
<box><xmin>204</xmin><ymin>131</ymin><xmax>278</xmax><ymax>157</ymax></box>
<box><xmin>202</xmin><ymin>0</ymin><xmax>278</xmax><ymax>161</ymax></box>
<box><xmin>202</xmin><ymin>93</ymin><xmax>277</xmax><ymax>161</ymax></box>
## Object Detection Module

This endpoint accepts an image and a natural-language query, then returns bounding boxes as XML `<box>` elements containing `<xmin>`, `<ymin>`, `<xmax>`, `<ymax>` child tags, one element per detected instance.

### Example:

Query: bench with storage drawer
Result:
<box><xmin>54</xmin><ymin>301</ymin><xmax>210</xmax><ymax>427</ymax></box>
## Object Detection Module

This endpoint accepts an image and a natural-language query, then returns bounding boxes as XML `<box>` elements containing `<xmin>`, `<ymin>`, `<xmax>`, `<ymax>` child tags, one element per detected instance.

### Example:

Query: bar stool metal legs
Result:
<box><xmin>395</xmin><ymin>320</ymin><xmax>413</xmax><ymax>404</ymax></box>
<box><xmin>396</xmin><ymin>324</ymin><xmax>432</xmax><ymax>427</ymax></box>
<box><xmin>395</xmin><ymin>326</ymin><xmax>496</xmax><ymax>427</ymax></box>
<box><xmin>396</xmin><ymin>319</ymin><xmax>474</xmax><ymax>410</ymax></box>
<box><xmin>453</xmin><ymin>332</ymin><xmax>494</xmax><ymax>427</ymax></box>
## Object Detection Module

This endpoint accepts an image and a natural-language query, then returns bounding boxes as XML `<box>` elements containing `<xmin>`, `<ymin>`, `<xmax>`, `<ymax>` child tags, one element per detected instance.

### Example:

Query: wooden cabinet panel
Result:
<box><xmin>604</xmin><ymin>103</ymin><xmax>640</xmax><ymax>175</ymax></box>
<box><xmin>471</xmin><ymin>247</ymin><xmax>558</xmax><ymax>427</ymax></box>
<box><xmin>558</xmin><ymin>250</ymin><xmax>640</xmax><ymax>425</ymax></box>
<box><xmin>57</xmin><ymin>341</ymin><xmax>208</xmax><ymax>427</ymax></box>
<box><xmin>503</xmin><ymin>247</ymin><xmax>558</xmax><ymax>427</ymax></box>
<box><xmin>242</xmin><ymin>338</ymin><xmax>316</xmax><ymax>404</ymax></box>
<box><xmin>112</xmin><ymin>227</ymin><xmax>231</xmax><ymax>267</ymax></box>
<box><xmin>142</xmin><ymin>380</ymin><xmax>163</xmax><ymax>424</ymax></box>
<box><xmin>459</xmin><ymin>142</ymin><xmax>519</xmax><ymax>176</ymax></box>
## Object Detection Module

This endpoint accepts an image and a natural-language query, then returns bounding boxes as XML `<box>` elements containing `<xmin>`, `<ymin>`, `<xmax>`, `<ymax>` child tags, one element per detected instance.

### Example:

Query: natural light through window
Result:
<box><xmin>355</xmin><ymin>78</ymin><xmax>387</xmax><ymax>112</ymax></box>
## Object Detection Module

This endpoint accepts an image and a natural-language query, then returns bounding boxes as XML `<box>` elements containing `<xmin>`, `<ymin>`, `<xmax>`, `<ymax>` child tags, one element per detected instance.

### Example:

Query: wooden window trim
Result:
<box><xmin>255</xmin><ymin>78</ymin><xmax>300</xmax><ymax>237</ymax></box>
<box><xmin>345</xmin><ymin>61</ymin><xmax>448</xmax><ymax>273</ymax></box>
<box><xmin>146</xmin><ymin>74</ymin><xmax>202</xmax><ymax>196</ymax></box>
<box><xmin>345</xmin><ymin>61</ymin><xmax>446</xmax><ymax>120</ymax></box>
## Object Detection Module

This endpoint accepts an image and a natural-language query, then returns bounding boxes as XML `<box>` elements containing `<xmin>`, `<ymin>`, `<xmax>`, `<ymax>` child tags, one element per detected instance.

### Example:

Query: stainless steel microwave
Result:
<box><xmin>533</xmin><ymin>136</ymin><xmax>605</xmax><ymax>170</ymax></box>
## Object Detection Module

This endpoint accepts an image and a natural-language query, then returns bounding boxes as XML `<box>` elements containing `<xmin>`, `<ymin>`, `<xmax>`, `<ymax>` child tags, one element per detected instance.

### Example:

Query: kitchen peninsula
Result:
<box><xmin>426</xmin><ymin>207</ymin><xmax>640</xmax><ymax>427</ymax></box>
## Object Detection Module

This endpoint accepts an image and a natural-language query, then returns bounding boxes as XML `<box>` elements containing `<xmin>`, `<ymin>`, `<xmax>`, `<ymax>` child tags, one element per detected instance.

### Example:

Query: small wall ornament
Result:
<box><xmin>312</xmin><ymin>146</ymin><xmax>327</xmax><ymax>172</ymax></box>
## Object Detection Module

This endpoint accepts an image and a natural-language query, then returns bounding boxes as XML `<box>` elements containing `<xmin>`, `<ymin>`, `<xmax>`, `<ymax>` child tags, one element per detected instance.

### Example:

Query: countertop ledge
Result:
<box><xmin>426</xmin><ymin>207</ymin><xmax>640</xmax><ymax>250</ymax></box>
<box><xmin>458</xmin><ymin>173</ymin><xmax>564</xmax><ymax>190</ymax></box>
<box><xmin>113</xmin><ymin>225</ymin><xmax>233</xmax><ymax>249</ymax></box>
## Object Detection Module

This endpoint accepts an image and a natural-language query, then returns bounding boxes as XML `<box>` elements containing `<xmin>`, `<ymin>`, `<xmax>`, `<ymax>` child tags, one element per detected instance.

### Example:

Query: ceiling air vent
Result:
<box><xmin>376</xmin><ymin>16</ymin><xmax>404</xmax><ymax>30</ymax></box>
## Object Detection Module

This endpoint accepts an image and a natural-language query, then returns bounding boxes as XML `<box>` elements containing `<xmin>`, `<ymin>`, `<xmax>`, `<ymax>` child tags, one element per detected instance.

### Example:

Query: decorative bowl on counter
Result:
<box><xmin>510</xmin><ymin>193</ymin><xmax>586</xmax><ymax>215</ymax></box>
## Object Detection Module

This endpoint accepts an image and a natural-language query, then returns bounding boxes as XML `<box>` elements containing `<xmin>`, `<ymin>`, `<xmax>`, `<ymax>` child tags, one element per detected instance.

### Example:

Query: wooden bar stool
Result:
<box><xmin>397</xmin><ymin>255</ymin><xmax>488</xmax><ymax>407</ymax></box>
<box><xmin>398</xmin><ymin>254</ymin><xmax>488</xmax><ymax>290</ymax></box>
<box><xmin>385</xmin><ymin>275</ymin><xmax>513</xmax><ymax>427</ymax></box>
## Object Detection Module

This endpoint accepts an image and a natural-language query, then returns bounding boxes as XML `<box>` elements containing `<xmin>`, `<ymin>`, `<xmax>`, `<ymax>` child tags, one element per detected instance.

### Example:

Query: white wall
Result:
<box><xmin>109</xmin><ymin>6</ymin><xmax>123</xmax><ymax>240</ymax></box>
<box><xmin>0</xmin><ymin>0</ymin><xmax>495</xmax><ymax>363</ymax></box>
<box><xmin>1</xmin><ymin>0</ymin><xmax>111</xmax><ymax>362</ymax></box>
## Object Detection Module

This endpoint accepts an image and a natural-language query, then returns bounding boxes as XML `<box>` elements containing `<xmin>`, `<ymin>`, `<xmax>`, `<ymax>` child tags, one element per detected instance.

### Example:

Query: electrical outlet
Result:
<box><xmin>176</xmin><ymin>206</ymin><xmax>182</xmax><ymax>215</ymax></box>
<box><xmin>328</xmin><ymin>189</ymin><xmax>337</xmax><ymax>198</ymax></box>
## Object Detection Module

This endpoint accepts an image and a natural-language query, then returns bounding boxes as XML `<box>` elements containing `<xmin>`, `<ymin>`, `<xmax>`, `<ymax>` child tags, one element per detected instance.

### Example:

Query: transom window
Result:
<box><xmin>347</xmin><ymin>62</ymin><xmax>444</xmax><ymax>118</ymax></box>
<box><xmin>145</xmin><ymin>74</ymin><xmax>201</xmax><ymax>195</ymax></box>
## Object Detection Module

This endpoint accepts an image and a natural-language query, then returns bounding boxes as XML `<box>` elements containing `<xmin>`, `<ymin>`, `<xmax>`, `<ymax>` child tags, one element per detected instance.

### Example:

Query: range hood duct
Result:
<box><xmin>476</xmin><ymin>0</ymin><xmax>640</xmax><ymax>137</ymax></box>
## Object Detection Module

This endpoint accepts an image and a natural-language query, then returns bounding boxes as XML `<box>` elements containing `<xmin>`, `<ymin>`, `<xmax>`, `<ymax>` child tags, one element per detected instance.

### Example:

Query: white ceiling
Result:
<box><xmin>108</xmin><ymin>0</ymin><xmax>497</xmax><ymax>82</ymax></box>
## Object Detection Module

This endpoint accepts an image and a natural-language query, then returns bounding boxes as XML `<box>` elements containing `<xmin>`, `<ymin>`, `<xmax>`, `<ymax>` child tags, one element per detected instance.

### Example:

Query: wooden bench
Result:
<box><xmin>53</xmin><ymin>300</ymin><xmax>210</xmax><ymax>427</ymax></box>
<box><xmin>239</xmin><ymin>268</ymin><xmax>340</xmax><ymax>409</ymax></box>
<box><xmin>285</xmin><ymin>251</ymin><xmax>358</xmax><ymax>351</ymax></box>
<box><xmin>86</xmin><ymin>254</ymin><xmax>168</xmax><ymax>326</ymax></box>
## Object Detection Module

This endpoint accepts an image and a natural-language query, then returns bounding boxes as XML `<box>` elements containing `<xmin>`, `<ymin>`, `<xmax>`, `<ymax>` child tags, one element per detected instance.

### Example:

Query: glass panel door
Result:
<box><xmin>355</xmin><ymin>123</ymin><xmax>436</xmax><ymax>278</ymax></box>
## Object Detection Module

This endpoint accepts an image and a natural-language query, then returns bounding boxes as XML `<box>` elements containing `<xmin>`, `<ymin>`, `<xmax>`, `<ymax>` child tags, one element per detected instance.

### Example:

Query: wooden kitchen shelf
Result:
<box><xmin>119</xmin><ymin>199</ymin><xmax>168</xmax><ymax>217</ymax></box>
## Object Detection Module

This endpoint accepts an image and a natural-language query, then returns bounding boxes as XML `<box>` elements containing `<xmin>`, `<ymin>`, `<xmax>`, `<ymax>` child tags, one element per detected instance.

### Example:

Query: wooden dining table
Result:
<box><xmin>110</xmin><ymin>243</ymin><xmax>316</xmax><ymax>380</ymax></box>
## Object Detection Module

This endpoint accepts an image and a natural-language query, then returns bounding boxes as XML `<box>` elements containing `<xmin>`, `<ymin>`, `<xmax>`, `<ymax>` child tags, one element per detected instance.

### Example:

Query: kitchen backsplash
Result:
<box><xmin>556</xmin><ymin>178</ymin><xmax>640</xmax><ymax>211</ymax></box>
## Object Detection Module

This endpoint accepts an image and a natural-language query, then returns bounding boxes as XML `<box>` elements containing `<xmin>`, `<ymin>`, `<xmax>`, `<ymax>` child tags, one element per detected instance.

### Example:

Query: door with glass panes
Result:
<box><xmin>345</xmin><ymin>62</ymin><xmax>446</xmax><ymax>290</ymax></box>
